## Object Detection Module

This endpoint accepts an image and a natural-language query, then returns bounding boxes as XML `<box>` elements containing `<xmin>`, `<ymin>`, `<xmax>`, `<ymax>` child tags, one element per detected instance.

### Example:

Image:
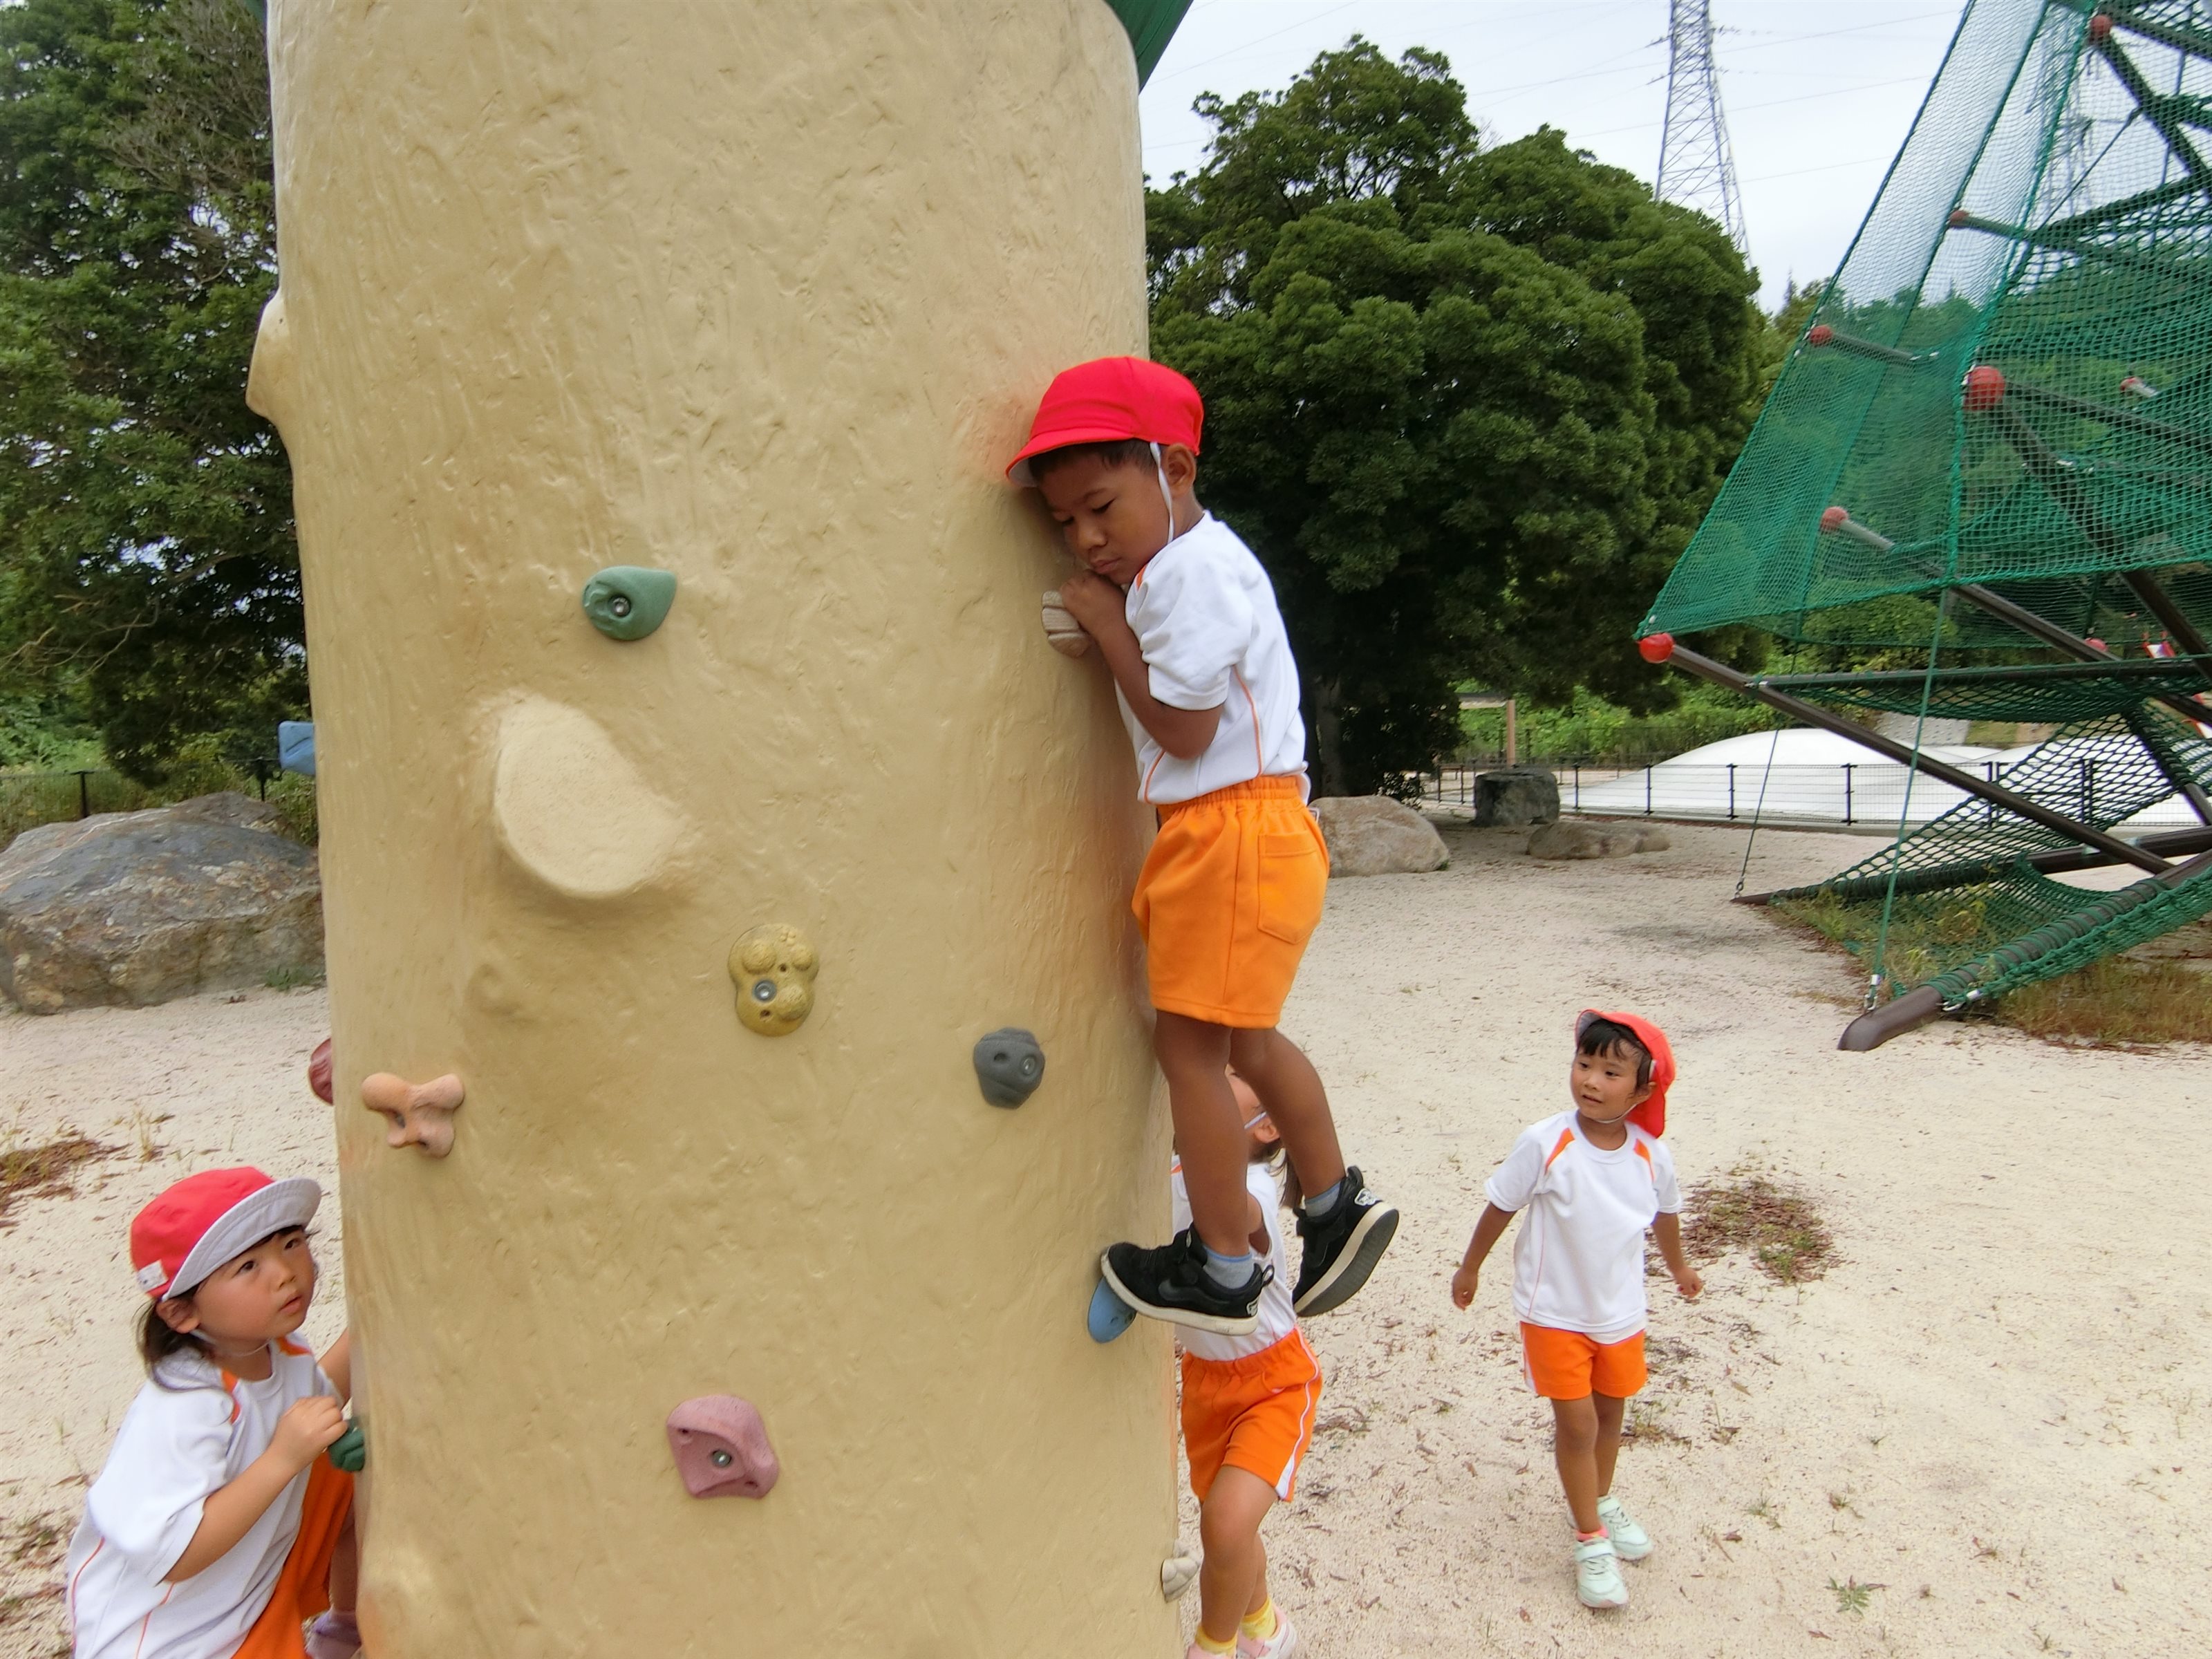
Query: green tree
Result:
<box><xmin>1147</xmin><ymin>39</ymin><xmax>1765</xmax><ymax>794</ymax></box>
<box><xmin>0</xmin><ymin>0</ymin><xmax>299</xmax><ymax>782</ymax></box>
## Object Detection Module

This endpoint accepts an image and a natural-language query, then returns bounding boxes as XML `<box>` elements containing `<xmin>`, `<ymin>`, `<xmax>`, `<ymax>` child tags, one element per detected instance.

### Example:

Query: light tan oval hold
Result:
<box><xmin>491</xmin><ymin>697</ymin><xmax>686</xmax><ymax>900</ymax></box>
<box><xmin>1041</xmin><ymin>590</ymin><xmax>1091</xmax><ymax>657</ymax></box>
<box><xmin>728</xmin><ymin>923</ymin><xmax>818</xmax><ymax>1035</ymax></box>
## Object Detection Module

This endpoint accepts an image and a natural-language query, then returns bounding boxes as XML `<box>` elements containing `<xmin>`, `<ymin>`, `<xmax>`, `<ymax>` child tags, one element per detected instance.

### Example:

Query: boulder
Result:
<box><xmin>1474</xmin><ymin>765</ymin><xmax>1560</xmax><ymax>827</ymax></box>
<box><xmin>0</xmin><ymin>792</ymin><xmax>323</xmax><ymax>1013</ymax></box>
<box><xmin>1526</xmin><ymin>818</ymin><xmax>1671</xmax><ymax>861</ymax></box>
<box><xmin>1312</xmin><ymin>796</ymin><xmax>1450</xmax><ymax>878</ymax></box>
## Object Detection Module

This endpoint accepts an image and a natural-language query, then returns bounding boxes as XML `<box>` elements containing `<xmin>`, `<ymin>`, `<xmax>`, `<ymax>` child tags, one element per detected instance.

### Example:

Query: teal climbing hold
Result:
<box><xmin>1087</xmin><ymin>1277</ymin><xmax>1136</xmax><ymax>1343</ymax></box>
<box><xmin>327</xmin><ymin>1418</ymin><xmax>366</xmax><ymax>1473</ymax></box>
<box><xmin>581</xmin><ymin>567</ymin><xmax>678</xmax><ymax>641</ymax></box>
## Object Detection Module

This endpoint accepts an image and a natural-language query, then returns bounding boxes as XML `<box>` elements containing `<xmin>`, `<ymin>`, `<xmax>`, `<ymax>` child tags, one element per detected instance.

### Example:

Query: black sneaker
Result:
<box><xmin>1293</xmin><ymin>1167</ymin><xmax>1398</xmax><ymax>1316</ymax></box>
<box><xmin>1099</xmin><ymin>1228</ymin><xmax>1268</xmax><ymax>1335</ymax></box>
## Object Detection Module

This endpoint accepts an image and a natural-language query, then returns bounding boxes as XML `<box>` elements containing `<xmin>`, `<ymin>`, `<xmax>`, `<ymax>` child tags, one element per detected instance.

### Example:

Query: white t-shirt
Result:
<box><xmin>1120</xmin><ymin>514</ymin><xmax>1309</xmax><ymax>806</ymax></box>
<box><xmin>1170</xmin><ymin>1158</ymin><xmax>1301</xmax><ymax>1362</ymax></box>
<box><xmin>65</xmin><ymin>1341</ymin><xmax>337</xmax><ymax>1659</ymax></box>
<box><xmin>1485</xmin><ymin>1110</ymin><xmax>1682</xmax><ymax>1344</ymax></box>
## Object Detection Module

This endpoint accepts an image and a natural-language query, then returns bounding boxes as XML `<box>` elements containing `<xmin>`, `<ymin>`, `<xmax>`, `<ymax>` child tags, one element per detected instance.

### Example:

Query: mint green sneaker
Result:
<box><xmin>1596</xmin><ymin>1494</ymin><xmax>1651</xmax><ymax>1562</ymax></box>
<box><xmin>1574</xmin><ymin>1537</ymin><xmax>1628</xmax><ymax>1609</ymax></box>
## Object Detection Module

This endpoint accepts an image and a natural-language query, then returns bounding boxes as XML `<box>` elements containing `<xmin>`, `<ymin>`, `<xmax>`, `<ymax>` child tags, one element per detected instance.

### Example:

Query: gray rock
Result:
<box><xmin>1474</xmin><ymin>765</ymin><xmax>1560</xmax><ymax>827</ymax></box>
<box><xmin>1312</xmin><ymin>796</ymin><xmax>1450</xmax><ymax>878</ymax></box>
<box><xmin>0</xmin><ymin>792</ymin><xmax>322</xmax><ymax>1013</ymax></box>
<box><xmin>1526</xmin><ymin>818</ymin><xmax>1671</xmax><ymax>861</ymax></box>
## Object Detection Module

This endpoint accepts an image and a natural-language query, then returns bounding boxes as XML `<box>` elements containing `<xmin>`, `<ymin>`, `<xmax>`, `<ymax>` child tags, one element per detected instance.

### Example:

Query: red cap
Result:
<box><xmin>1820</xmin><ymin>505</ymin><xmax>1850</xmax><ymax>532</ymax></box>
<box><xmin>1006</xmin><ymin>357</ymin><xmax>1203</xmax><ymax>485</ymax></box>
<box><xmin>130</xmin><ymin>1167</ymin><xmax>321</xmax><ymax>1300</ymax></box>
<box><xmin>1637</xmin><ymin>632</ymin><xmax>1675</xmax><ymax>664</ymax></box>
<box><xmin>1962</xmin><ymin>364</ymin><xmax>2007</xmax><ymax>411</ymax></box>
<box><xmin>1577</xmin><ymin>1010</ymin><xmax>1676</xmax><ymax>1138</ymax></box>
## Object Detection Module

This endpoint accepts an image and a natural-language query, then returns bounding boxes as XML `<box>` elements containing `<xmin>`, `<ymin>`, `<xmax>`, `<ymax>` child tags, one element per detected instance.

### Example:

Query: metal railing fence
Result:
<box><xmin>1399</xmin><ymin>759</ymin><xmax>2200</xmax><ymax>832</ymax></box>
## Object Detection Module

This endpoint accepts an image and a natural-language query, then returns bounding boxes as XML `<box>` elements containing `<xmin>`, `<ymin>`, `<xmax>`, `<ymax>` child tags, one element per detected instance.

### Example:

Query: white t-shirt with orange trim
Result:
<box><xmin>1485</xmin><ymin>1110</ymin><xmax>1682</xmax><ymax>1344</ymax></box>
<box><xmin>65</xmin><ymin>1340</ymin><xmax>338</xmax><ymax>1659</ymax></box>
<box><xmin>1121</xmin><ymin>514</ymin><xmax>1308</xmax><ymax>806</ymax></box>
<box><xmin>1170</xmin><ymin>1159</ymin><xmax>1300</xmax><ymax>1362</ymax></box>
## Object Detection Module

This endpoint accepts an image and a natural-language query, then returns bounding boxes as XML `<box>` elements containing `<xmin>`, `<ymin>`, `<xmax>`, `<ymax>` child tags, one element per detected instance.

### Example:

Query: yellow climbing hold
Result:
<box><xmin>728</xmin><ymin>924</ymin><xmax>819</xmax><ymax>1035</ymax></box>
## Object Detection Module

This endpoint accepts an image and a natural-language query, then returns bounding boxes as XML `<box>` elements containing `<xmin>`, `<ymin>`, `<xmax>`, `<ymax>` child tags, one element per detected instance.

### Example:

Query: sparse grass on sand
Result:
<box><xmin>0</xmin><ymin>1130</ymin><xmax>118</xmax><ymax>1228</ymax></box>
<box><xmin>1768</xmin><ymin>898</ymin><xmax>2211</xmax><ymax>1048</ymax></box>
<box><xmin>1992</xmin><ymin>956</ymin><xmax>2212</xmax><ymax>1046</ymax></box>
<box><xmin>1682</xmin><ymin>1172</ymin><xmax>1833</xmax><ymax>1284</ymax></box>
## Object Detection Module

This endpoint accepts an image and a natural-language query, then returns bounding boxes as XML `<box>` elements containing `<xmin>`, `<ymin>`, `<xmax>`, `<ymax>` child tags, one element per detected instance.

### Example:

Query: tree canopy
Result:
<box><xmin>0</xmin><ymin>0</ymin><xmax>297</xmax><ymax>782</ymax></box>
<box><xmin>1147</xmin><ymin>39</ymin><xmax>1767</xmax><ymax>793</ymax></box>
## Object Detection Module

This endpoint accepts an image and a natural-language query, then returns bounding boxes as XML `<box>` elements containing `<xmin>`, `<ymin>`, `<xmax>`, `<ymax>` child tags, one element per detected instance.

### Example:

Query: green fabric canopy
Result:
<box><xmin>1106</xmin><ymin>0</ymin><xmax>1192</xmax><ymax>86</ymax></box>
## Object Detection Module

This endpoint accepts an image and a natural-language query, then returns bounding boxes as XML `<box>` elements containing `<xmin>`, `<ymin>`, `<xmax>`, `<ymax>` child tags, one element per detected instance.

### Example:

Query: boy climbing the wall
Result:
<box><xmin>1007</xmin><ymin>356</ymin><xmax>1398</xmax><ymax>1333</ymax></box>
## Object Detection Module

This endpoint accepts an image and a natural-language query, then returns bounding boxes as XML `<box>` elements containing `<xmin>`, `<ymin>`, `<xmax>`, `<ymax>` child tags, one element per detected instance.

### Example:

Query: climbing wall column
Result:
<box><xmin>251</xmin><ymin>2</ymin><xmax>1174</xmax><ymax>1651</ymax></box>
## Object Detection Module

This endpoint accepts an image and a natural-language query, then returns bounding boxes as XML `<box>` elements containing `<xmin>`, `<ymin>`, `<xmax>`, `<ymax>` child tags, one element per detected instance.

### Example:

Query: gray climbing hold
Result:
<box><xmin>973</xmin><ymin>1027</ymin><xmax>1044</xmax><ymax>1107</ymax></box>
<box><xmin>580</xmin><ymin>566</ymin><xmax>678</xmax><ymax>641</ymax></box>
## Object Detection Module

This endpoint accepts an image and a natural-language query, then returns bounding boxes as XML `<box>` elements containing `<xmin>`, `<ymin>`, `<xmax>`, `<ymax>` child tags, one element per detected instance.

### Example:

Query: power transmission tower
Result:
<box><xmin>1657</xmin><ymin>0</ymin><xmax>1747</xmax><ymax>250</ymax></box>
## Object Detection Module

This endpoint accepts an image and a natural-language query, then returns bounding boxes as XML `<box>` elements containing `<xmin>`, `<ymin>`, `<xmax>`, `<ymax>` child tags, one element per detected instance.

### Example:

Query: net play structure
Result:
<box><xmin>1638</xmin><ymin>0</ymin><xmax>2212</xmax><ymax>1049</ymax></box>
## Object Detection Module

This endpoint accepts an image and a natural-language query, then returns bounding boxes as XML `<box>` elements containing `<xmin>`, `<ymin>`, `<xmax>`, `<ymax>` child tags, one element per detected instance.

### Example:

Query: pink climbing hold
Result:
<box><xmin>309</xmin><ymin>1038</ymin><xmax>333</xmax><ymax>1105</ymax></box>
<box><xmin>360</xmin><ymin>1071</ymin><xmax>465</xmax><ymax>1158</ymax></box>
<box><xmin>666</xmin><ymin>1396</ymin><xmax>780</xmax><ymax>1499</ymax></box>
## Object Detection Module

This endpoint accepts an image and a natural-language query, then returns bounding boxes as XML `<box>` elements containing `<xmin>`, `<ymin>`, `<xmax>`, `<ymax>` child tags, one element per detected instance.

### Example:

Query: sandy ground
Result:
<box><xmin>4</xmin><ymin>820</ymin><xmax>2206</xmax><ymax>1658</ymax></box>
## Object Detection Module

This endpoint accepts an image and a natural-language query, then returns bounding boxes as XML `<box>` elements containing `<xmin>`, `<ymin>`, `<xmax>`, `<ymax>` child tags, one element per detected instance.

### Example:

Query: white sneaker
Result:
<box><xmin>1574</xmin><ymin>1537</ymin><xmax>1629</xmax><ymax>1609</ymax></box>
<box><xmin>1238</xmin><ymin>1608</ymin><xmax>1300</xmax><ymax>1657</ymax></box>
<box><xmin>1596</xmin><ymin>1494</ymin><xmax>1651</xmax><ymax>1561</ymax></box>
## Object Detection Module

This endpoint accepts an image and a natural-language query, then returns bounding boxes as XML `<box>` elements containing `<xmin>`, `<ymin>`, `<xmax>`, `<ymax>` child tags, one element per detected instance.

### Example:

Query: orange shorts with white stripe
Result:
<box><xmin>230</xmin><ymin>1458</ymin><xmax>354</xmax><ymax>1659</ymax></box>
<box><xmin>1180</xmin><ymin>1331</ymin><xmax>1323</xmax><ymax>1502</ymax></box>
<box><xmin>1133</xmin><ymin>777</ymin><xmax>1328</xmax><ymax>1029</ymax></box>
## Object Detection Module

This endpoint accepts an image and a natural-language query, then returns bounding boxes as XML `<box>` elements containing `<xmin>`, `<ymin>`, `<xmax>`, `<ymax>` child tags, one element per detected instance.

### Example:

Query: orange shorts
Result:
<box><xmin>232</xmin><ymin>1458</ymin><xmax>355</xmax><ymax>1659</ymax></box>
<box><xmin>1181</xmin><ymin>1331</ymin><xmax>1323</xmax><ymax>1503</ymax></box>
<box><xmin>1521</xmin><ymin>1324</ymin><xmax>1647</xmax><ymax>1400</ymax></box>
<box><xmin>1133</xmin><ymin>777</ymin><xmax>1329</xmax><ymax>1028</ymax></box>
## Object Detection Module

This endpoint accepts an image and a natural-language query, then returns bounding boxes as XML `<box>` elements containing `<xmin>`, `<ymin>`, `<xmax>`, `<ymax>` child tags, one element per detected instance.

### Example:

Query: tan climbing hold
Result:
<box><xmin>491</xmin><ymin>697</ymin><xmax>686</xmax><ymax>900</ymax></box>
<box><xmin>362</xmin><ymin>1072</ymin><xmax>466</xmax><ymax>1158</ymax></box>
<box><xmin>728</xmin><ymin>924</ymin><xmax>818</xmax><ymax>1036</ymax></box>
<box><xmin>244</xmin><ymin>288</ymin><xmax>294</xmax><ymax>431</ymax></box>
<box><xmin>1160</xmin><ymin>1552</ymin><xmax>1199</xmax><ymax>1602</ymax></box>
<box><xmin>1041</xmin><ymin>590</ymin><xmax>1091</xmax><ymax>657</ymax></box>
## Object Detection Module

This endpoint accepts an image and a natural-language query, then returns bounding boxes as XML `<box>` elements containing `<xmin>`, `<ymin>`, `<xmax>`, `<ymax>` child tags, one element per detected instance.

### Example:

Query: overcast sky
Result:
<box><xmin>1138</xmin><ymin>0</ymin><xmax>1970</xmax><ymax>310</ymax></box>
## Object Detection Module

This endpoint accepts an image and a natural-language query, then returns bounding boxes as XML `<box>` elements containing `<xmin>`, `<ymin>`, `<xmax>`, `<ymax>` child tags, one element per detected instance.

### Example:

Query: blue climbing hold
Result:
<box><xmin>1087</xmin><ymin>1277</ymin><xmax>1136</xmax><ymax>1344</ymax></box>
<box><xmin>277</xmin><ymin>722</ymin><xmax>316</xmax><ymax>778</ymax></box>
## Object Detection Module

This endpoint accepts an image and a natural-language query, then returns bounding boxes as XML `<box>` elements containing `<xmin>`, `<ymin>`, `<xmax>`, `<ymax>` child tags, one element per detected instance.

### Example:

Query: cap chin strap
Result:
<box><xmin>1150</xmin><ymin>440</ymin><xmax>1179</xmax><ymax>543</ymax></box>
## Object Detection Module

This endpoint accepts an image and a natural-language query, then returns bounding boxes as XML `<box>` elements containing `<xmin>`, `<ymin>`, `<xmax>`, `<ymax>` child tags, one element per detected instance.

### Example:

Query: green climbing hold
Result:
<box><xmin>581</xmin><ymin>567</ymin><xmax>677</xmax><ymax>641</ymax></box>
<box><xmin>327</xmin><ymin>1419</ymin><xmax>366</xmax><ymax>1473</ymax></box>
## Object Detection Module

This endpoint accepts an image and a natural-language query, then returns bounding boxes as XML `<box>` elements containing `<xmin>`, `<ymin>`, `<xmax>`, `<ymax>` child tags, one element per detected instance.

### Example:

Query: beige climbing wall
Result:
<box><xmin>251</xmin><ymin>2</ymin><xmax>1173</xmax><ymax>1652</ymax></box>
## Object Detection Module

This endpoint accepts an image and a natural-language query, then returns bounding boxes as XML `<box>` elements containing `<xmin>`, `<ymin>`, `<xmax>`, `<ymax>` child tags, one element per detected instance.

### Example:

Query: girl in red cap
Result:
<box><xmin>63</xmin><ymin>1168</ymin><xmax>361</xmax><ymax>1659</ymax></box>
<box><xmin>1010</xmin><ymin>355</ymin><xmax>1398</xmax><ymax>1348</ymax></box>
<box><xmin>1450</xmin><ymin>1013</ymin><xmax>1702</xmax><ymax>1613</ymax></box>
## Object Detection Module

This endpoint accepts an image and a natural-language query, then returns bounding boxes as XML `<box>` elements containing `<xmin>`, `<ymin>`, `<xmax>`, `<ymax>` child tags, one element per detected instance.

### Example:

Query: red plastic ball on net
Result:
<box><xmin>1806</xmin><ymin>324</ymin><xmax>1834</xmax><ymax>347</ymax></box>
<box><xmin>1819</xmin><ymin>506</ymin><xmax>1850</xmax><ymax>533</ymax></box>
<box><xmin>1637</xmin><ymin>633</ymin><xmax>1676</xmax><ymax>664</ymax></box>
<box><xmin>1962</xmin><ymin>365</ymin><xmax>2007</xmax><ymax>411</ymax></box>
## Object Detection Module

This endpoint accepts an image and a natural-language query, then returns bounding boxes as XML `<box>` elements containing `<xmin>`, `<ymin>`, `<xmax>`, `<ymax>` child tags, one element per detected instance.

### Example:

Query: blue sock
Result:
<box><xmin>1304</xmin><ymin>1174</ymin><xmax>1349</xmax><ymax>1218</ymax></box>
<box><xmin>1203</xmin><ymin>1245</ymin><xmax>1256</xmax><ymax>1289</ymax></box>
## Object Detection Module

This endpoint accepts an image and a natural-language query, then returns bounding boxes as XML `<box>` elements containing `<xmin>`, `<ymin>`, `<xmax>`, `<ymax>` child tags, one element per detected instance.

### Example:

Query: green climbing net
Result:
<box><xmin>1642</xmin><ymin>0</ymin><xmax>2212</xmax><ymax>1014</ymax></box>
